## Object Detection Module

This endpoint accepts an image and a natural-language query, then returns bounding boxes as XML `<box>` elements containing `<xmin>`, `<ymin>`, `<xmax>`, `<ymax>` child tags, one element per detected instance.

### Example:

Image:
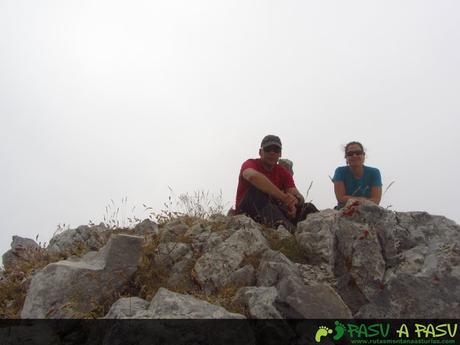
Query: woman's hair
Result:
<box><xmin>344</xmin><ymin>141</ymin><xmax>365</xmax><ymax>158</ymax></box>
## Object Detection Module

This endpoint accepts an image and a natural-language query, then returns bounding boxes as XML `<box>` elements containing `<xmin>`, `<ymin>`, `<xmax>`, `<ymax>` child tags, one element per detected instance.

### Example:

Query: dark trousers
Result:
<box><xmin>237</xmin><ymin>186</ymin><xmax>318</xmax><ymax>232</ymax></box>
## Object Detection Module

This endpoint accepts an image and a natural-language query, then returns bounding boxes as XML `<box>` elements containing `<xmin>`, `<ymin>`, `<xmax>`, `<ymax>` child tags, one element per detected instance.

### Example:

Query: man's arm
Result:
<box><xmin>242</xmin><ymin>168</ymin><xmax>297</xmax><ymax>209</ymax></box>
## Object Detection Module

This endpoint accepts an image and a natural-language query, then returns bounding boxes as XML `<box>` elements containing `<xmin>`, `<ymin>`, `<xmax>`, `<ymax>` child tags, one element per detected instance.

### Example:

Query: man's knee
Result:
<box><xmin>238</xmin><ymin>186</ymin><xmax>271</xmax><ymax>214</ymax></box>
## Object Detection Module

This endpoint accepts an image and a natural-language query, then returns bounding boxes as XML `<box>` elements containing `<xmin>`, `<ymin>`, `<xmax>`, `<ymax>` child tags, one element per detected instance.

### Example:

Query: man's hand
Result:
<box><xmin>242</xmin><ymin>169</ymin><xmax>299</xmax><ymax>219</ymax></box>
<box><xmin>294</xmin><ymin>192</ymin><xmax>304</xmax><ymax>206</ymax></box>
<box><xmin>281</xmin><ymin>193</ymin><xmax>298</xmax><ymax>219</ymax></box>
<box><xmin>281</xmin><ymin>192</ymin><xmax>297</xmax><ymax>207</ymax></box>
<box><xmin>286</xmin><ymin>205</ymin><xmax>296</xmax><ymax>219</ymax></box>
<box><xmin>286</xmin><ymin>188</ymin><xmax>304</xmax><ymax>207</ymax></box>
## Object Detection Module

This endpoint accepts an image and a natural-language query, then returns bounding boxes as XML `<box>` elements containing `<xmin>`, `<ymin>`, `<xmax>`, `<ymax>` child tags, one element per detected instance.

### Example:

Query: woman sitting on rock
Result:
<box><xmin>332</xmin><ymin>141</ymin><xmax>382</xmax><ymax>209</ymax></box>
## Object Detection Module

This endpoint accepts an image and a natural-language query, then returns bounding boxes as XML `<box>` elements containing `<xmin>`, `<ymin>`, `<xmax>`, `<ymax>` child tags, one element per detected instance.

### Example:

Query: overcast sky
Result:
<box><xmin>1</xmin><ymin>0</ymin><xmax>459</xmax><ymax>260</ymax></box>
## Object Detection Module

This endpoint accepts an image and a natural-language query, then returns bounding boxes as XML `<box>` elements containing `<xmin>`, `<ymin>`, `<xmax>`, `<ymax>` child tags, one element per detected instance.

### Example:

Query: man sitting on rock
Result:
<box><xmin>235</xmin><ymin>135</ymin><xmax>315</xmax><ymax>231</ymax></box>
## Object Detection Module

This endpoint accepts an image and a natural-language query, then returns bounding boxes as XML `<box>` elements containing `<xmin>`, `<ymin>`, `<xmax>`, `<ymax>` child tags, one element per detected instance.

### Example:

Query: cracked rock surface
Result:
<box><xmin>4</xmin><ymin>200</ymin><xmax>459</xmax><ymax>319</ymax></box>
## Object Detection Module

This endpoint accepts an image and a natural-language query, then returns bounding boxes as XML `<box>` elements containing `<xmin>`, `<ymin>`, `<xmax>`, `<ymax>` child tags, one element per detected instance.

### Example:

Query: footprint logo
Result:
<box><xmin>333</xmin><ymin>321</ymin><xmax>346</xmax><ymax>341</ymax></box>
<box><xmin>315</xmin><ymin>326</ymin><xmax>333</xmax><ymax>343</ymax></box>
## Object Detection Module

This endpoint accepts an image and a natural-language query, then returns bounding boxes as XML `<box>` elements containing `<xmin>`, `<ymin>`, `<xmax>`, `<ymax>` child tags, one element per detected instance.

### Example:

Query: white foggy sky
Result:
<box><xmin>1</xmin><ymin>0</ymin><xmax>459</xmax><ymax>259</ymax></box>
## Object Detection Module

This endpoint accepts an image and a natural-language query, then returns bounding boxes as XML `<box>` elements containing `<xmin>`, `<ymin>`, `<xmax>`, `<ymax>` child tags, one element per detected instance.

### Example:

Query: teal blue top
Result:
<box><xmin>333</xmin><ymin>165</ymin><xmax>382</xmax><ymax>208</ymax></box>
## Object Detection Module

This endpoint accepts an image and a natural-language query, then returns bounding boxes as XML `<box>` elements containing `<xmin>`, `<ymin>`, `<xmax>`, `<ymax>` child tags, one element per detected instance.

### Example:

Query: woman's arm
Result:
<box><xmin>369</xmin><ymin>186</ymin><xmax>382</xmax><ymax>205</ymax></box>
<box><xmin>334</xmin><ymin>181</ymin><xmax>351</xmax><ymax>204</ymax></box>
<box><xmin>334</xmin><ymin>181</ymin><xmax>380</xmax><ymax>204</ymax></box>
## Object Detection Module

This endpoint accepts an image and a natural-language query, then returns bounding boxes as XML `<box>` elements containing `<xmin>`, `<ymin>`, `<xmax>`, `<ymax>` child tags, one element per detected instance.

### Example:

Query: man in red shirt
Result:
<box><xmin>235</xmin><ymin>135</ymin><xmax>306</xmax><ymax>230</ymax></box>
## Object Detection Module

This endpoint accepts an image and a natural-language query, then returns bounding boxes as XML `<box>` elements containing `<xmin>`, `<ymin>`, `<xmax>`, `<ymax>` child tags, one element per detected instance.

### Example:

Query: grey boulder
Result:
<box><xmin>2</xmin><ymin>236</ymin><xmax>42</xmax><ymax>269</ymax></box>
<box><xmin>21</xmin><ymin>234</ymin><xmax>143</xmax><ymax>318</ymax></box>
<box><xmin>275</xmin><ymin>276</ymin><xmax>352</xmax><ymax>318</ymax></box>
<box><xmin>194</xmin><ymin>227</ymin><xmax>269</xmax><ymax>292</ymax></box>
<box><xmin>46</xmin><ymin>224</ymin><xmax>110</xmax><ymax>255</ymax></box>
<box><xmin>233</xmin><ymin>286</ymin><xmax>282</xmax><ymax>319</ymax></box>
<box><xmin>104</xmin><ymin>297</ymin><xmax>150</xmax><ymax>319</ymax></box>
<box><xmin>104</xmin><ymin>288</ymin><xmax>245</xmax><ymax>319</ymax></box>
<box><xmin>148</xmin><ymin>288</ymin><xmax>246</xmax><ymax>319</ymax></box>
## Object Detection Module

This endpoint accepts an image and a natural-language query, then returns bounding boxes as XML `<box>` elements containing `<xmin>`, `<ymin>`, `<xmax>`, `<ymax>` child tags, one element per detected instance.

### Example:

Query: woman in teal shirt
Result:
<box><xmin>332</xmin><ymin>141</ymin><xmax>382</xmax><ymax>209</ymax></box>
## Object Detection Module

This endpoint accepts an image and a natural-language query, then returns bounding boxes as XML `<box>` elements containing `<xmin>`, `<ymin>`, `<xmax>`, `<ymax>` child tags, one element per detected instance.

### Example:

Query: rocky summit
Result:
<box><xmin>1</xmin><ymin>200</ymin><xmax>459</xmax><ymax>319</ymax></box>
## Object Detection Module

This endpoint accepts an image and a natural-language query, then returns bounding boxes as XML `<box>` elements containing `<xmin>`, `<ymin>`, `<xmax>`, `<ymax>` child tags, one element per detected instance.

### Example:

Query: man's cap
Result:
<box><xmin>261</xmin><ymin>135</ymin><xmax>282</xmax><ymax>149</ymax></box>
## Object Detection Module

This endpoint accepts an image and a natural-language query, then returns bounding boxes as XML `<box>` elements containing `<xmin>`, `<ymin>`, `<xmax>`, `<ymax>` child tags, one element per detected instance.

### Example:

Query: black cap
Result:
<box><xmin>261</xmin><ymin>135</ymin><xmax>282</xmax><ymax>149</ymax></box>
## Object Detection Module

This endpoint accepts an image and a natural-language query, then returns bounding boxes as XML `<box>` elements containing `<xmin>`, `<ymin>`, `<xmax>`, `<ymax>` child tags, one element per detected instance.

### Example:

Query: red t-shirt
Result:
<box><xmin>235</xmin><ymin>158</ymin><xmax>296</xmax><ymax>209</ymax></box>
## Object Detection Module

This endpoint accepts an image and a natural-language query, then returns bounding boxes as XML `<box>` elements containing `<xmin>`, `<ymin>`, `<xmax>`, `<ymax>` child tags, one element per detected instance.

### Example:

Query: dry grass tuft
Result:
<box><xmin>132</xmin><ymin>236</ymin><xmax>165</xmax><ymax>301</ymax></box>
<box><xmin>208</xmin><ymin>221</ymin><xmax>229</xmax><ymax>233</ymax></box>
<box><xmin>176</xmin><ymin>233</ymin><xmax>193</xmax><ymax>244</ymax></box>
<box><xmin>264</xmin><ymin>232</ymin><xmax>309</xmax><ymax>264</ymax></box>
<box><xmin>0</xmin><ymin>247</ymin><xmax>66</xmax><ymax>318</ymax></box>
<box><xmin>240</xmin><ymin>253</ymin><xmax>262</xmax><ymax>270</ymax></box>
<box><xmin>102</xmin><ymin>197</ymin><xmax>142</xmax><ymax>229</ymax></box>
<box><xmin>152</xmin><ymin>188</ymin><xmax>228</xmax><ymax>225</ymax></box>
<box><xmin>132</xmin><ymin>235</ymin><xmax>207</xmax><ymax>306</ymax></box>
<box><xmin>0</xmin><ymin>274</ymin><xmax>28</xmax><ymax>318</ymax></box>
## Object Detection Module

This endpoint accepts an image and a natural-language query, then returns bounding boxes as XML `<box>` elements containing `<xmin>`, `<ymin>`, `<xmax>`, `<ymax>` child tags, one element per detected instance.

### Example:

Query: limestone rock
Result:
<box><xmin>7</xmin><ymin>201</ymin><xmax>460</xmax><ymax>320</ymax></box>
<box><xmin>297</xmin><ymin>200</ymin><xmax>460</xmax><ymax>317</ymax></box>
<box><xmin>148</xmin><ymin>288</ymin><xmax>246</xmax><ymax>319</ymax></box>
<box><xmin>104</xmin><ymin>297</ymin><xmax>150</xmax><ymax>319</ymax></box>
<box><xmin>297</xmin><ymin>263</ymin><xmax>335</xmax><ymax>286</ymax></box>
<box><xmin>295</xmin><ymin>209</ymin><xmax>338</xmax><ymax>264</ymax></box>
<box><xmin>262</xmin><ymin>225</ymin><xmax>293</xmax><ymax>242</ymax></box>
<box><xmin>2</xmin><ymin>236</ymin><xmax>42</xmax><ymax>269</ymax></box>
<box><xmin>166</xmin><ymin>258</ymin><xmax>196</xmax><ymax>290</ymax></box>
<box><xmin>233</xmin><ymin>286</ymin><xmax>282</xmax><ymax>319</ymax></box>
<box><xmin>46</xmin><ymin>224</ymin><xmax>110</xmax><ymax>255</ymax></box>
<box><xmin>227</xmin><ymin>265</ymin><xmax>256</xmax><ymax>287</ymax></box>
<box><xmin>334</xmin><ymin>215</ymin><xmax>386</xmax><ymax>313</ymax></box>
<box><xmin>103</xmin><ymin>288</ymin><xmax>246</xmax><ymax>320</ymax></box>
<box><xmin>185</xmin><ymin>224</ymin><xmax>225</xmax><ymax>253</ymax></box>
<box><xmin>194</xmin><ymin>227</ymin><xmax>269</xmax><ymax>292</ymax></box>
<box><xmin>257</xmin><ymin>250</ymin><xmax>301</xmax><ymax>287</ymax></box>
<box><xmin>216</xmin><ymin>214</ymin><xmax>262</xmax><ymax>231</ymax></box>
<box><xmin>154</xmin><ymin>242</ymin><xmax>192</xmax><ymax>268</ymax></box>
<box><xmin>357</xmin><ymin>272</ymin><xmax>460</xmax><ymax>318</ymax></box>
<box><xmin>158</xmin><ymin>219</ymin><xmax>189</xmax><ymax>242</ymax></box>
<box><xmin>275</xmin><ymin>276</ymin><xmax>352</xmax><ymax>318</ymax></box>
<box><xmin>132</xmin><ymin>219</ymin><xmax>159</xmax><ymax>236</ymax></box>
<box><xmin>21</xmin><ymin>234</ymin><xmax>143</xmax><ymax>318</ymax></box>
<box><xmin>101</xmin><ymin>291</ymin><xmax>253</xmax><ymax>345</ymax></box>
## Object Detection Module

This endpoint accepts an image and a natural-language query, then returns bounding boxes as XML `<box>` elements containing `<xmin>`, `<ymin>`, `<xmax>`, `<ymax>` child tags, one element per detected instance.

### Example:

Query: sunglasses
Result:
<box><xmin>346</xmin><ymin>150</ymin><xmax>364</xmax><ymax>157</ymax></box>
<box><xmin>263</xmin><ymin>146</ymin><xmax>281</xmax><ymax>154</ymax></box>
